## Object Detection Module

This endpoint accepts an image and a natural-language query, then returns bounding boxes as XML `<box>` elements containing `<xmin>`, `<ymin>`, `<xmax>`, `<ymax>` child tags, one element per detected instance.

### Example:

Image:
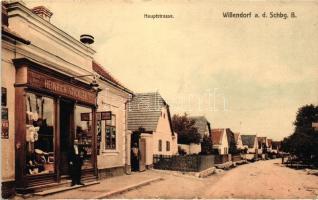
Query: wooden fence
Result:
<box><xmin>153</xmin><ymin>154</ymin><xmax>215</xmax><ymax>172</ymax></box>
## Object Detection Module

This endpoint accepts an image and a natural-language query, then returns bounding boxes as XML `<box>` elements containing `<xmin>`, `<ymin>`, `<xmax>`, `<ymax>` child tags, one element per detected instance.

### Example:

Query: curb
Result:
<box><xmin>93</xmin><ymin>177</ymin><xmax>164</xmax><ymax>199</ymax></box>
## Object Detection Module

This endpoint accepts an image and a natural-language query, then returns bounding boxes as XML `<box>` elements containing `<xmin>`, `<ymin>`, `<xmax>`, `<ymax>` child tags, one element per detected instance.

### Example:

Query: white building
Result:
<box><xmin>127</xmin><ymin>92</ymin><xmax>178</xmax><ymax>170</ymax></box>
<box><xmin>92</xmin><ymin>61</ymin><xmax>133</xmax><ymax>178</ymax></box>
<box><xmin>211</xmin><ymin>129</ymin><xmax>229</xmax><ymax>155</ymax></box>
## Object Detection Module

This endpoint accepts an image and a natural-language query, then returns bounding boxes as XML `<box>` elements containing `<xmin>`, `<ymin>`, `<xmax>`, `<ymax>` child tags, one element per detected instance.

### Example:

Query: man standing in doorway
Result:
<box><xmin>69</xmin><ymin>139</ymin><xmax>85</xmax><ymax>186</ymax></box>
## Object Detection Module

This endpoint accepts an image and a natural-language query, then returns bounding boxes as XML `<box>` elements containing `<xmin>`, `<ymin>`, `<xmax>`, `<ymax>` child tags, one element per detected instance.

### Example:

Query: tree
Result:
<box><xmin>282</xmin><ymin>104</ymin><xmax>318</xmax><ymax>163</ymax></box>
<box><xmin>226</xmin><ymin>129</ymin><xmax>238</xmax><ymax>155</ymax></box>
<box><xmin>172</xmin><ymin>113</ymin><xmax>201</xmax><ymax>144</ymax></box>
<box><xmin>201</xmin><ymin>135</ymin><xmax>213</xmax><ymax>155</ymax></box>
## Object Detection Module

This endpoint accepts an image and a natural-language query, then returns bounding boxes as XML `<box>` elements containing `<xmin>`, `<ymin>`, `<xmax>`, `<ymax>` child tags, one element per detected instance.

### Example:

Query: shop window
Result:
<box><xmin>25</xmin><ymin>93</ymin><xmax>55</xmax><ymax>175</ymax></box>
<box><xmin>158</xmin><ymin>140</ymin><xmax>162</xmax><ymax>152</ymax></box>
<box><xmin>75</xmin><ymin>105</ymin><xmax>93</xmax><ymax>169</ymax></box>
<box><xmin>166</xmin><ymin>141</ymin><xmax>170</xmax><ymax>151</ymax></box>
<box><xmin>105</xmin><ymin>115</ymin><xmax>116</xmax><ymax>150</ymax></box>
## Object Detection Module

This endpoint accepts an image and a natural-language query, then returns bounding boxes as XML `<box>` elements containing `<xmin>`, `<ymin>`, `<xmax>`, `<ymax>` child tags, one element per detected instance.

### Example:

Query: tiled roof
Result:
<box><xmin>127</xmin><ymin>92</ymin><xmax>168</xmax><ymax>132</ymax></box>
<box><xmin>211</xmin><ymin>129</ymin><xmax>224</xmax><ymax>145</ymax></box>
<box><xmin>241</xmin><ymin>135</ymin><xmax>257</xmax><ymax>148</ymax></box>
<box><xmin>92</xmin><ymin>61</ymin><xmax>132</xmax><ymax>93</ymax></box>
<box><xmin>226</xmin><ymin>128</ymin><xmax>235</xmax><ymax>145</ymax></box>
<box><xmin>190</xmin><ymin>116</ymin><xmax>211</xmax><ymax>137</ymax></box>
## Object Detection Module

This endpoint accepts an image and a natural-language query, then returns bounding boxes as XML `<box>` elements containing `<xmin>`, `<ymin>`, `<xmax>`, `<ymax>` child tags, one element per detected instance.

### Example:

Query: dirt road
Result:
<box><xmin>113</xmin><ymin>159</ymin><xmax>318</xmax><ymax>199</ymax></box>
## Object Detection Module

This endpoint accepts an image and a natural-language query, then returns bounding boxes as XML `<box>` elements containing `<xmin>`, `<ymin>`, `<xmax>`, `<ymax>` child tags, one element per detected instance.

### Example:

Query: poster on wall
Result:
<box><xmin>1</xmin><ymin>87</ymin><xmax>7</xmax><ymax>106</ymax></box>
<box><xmin>2</xmin><ymin>107</ymin><xmax>8</xmax><ymax>120</ymax></box>
<box><xmin>2</xmin><ymin>120</ymin><xmax>9</xmax><ymax>139</ymax></box>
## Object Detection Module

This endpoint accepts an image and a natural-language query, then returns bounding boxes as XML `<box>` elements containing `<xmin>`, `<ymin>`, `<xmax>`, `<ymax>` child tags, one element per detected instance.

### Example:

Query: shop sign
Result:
<box><xmin>80</xmin><ymin>113</ymin><xmax>91</xmax><ymax>121</ymax></box>
<box><xmin>1</xmin><ymin>87</ymin><xmax>7</xmax><ymax>106</ymax></box>
<box><xmin>28</xmin><ymin>70</ymin><xmax>96</xmax><ymax>105</ymax></box>
<box><xmin>101</xmin><ymin>111</ymin><xmax>112</xmax><ymax>120</ymax></box>
<box><xmin>2</xmin><ymin>120</ymin><xmax>9</xmax><ymax>139</ymax></box>
<box><xmin>96</xmin><ymin>111</ymin><xmax>112</xmax><ymax>121</ymax></box>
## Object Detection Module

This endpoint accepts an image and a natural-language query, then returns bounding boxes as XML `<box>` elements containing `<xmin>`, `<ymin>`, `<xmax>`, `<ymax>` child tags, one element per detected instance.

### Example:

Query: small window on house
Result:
<box><xmin>163</xmin><ymin>113</ymin><xmax>165</xmax><ymax>118</ymax></box>
<box><xmin>166</xmin><ymin>141</ymin><xmax>170</xmax><ymax>151</ymax></box>
<box><xmin>105</xmin><ymin>115</ymin><xmax>116</xmax><ymax>150</ymax></box>
<box><xmin>158</xmin><ymin>140</ymin><xmax>162</xmax><ymax>152</ymax></box>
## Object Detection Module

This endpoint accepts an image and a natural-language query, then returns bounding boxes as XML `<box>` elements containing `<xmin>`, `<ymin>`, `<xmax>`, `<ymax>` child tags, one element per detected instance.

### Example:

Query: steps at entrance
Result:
<box><xmin>33</xmin><ymin>181</ymin><xmax>100</xmax><ymax>196</ymax></box>
<box><xmin>17</xmin><ymin>174</ymin><xmax>98</xmax><ymax>194</ymax></box>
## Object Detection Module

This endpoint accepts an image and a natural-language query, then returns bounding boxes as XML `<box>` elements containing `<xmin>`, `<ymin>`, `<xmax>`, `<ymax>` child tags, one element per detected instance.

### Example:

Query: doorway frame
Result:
<box><xmin>58</xmin><ymin>98</ymin><xmax>75</xmax><ymax>179</ymax></box>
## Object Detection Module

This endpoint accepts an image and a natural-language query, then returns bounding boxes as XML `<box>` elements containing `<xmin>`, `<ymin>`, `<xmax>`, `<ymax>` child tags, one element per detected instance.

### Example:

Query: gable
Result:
<box><xmin>155</xmin><ymin>107</ymin><xmax>173</xmax><ymax>135</ymax></box>
<box><xmin>127</xmin><ymin>92</ymin><xmax>169</xmax><ymax>132</ymax></box>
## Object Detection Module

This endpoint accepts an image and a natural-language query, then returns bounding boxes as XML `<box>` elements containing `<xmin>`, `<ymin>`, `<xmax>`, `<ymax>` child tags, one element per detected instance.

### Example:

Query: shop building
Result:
<box><xmin>2</xmin><ymin>1</ymin><xmax>99</xmax><ymax>196</ymax></box>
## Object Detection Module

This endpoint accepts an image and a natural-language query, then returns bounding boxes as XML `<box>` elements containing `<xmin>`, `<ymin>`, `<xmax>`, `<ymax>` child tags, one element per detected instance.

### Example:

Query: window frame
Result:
<box><xmin>166</xmin><ymin>141</ymin><xmax>170</xmax><ymax>151</ymax></box>
<box><xmin>104</xmin><ymin>114</ymin><xmax>117</xmax><ymax>151</ymax></box>
<box><xmin>25</xmin><ymin>92</ymin><xmax>56</xmax><ymax>176</ymax></box>
<box><xmin>158</xmin><ymin>139</ymin><xmax>162</xmax><ymax>152</ymax></box>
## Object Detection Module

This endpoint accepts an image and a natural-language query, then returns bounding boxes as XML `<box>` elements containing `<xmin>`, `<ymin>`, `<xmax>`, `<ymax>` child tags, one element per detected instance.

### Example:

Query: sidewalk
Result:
<box><xmin>14</xmin><ymin>171</ymin><xmax>163</xmax><ymax>199</ymax></box>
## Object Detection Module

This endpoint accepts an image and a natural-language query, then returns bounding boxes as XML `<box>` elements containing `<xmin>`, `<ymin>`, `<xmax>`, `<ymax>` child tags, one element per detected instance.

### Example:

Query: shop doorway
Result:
<box><xmin>59</xmin><ymin>100</ymin><xmax>74</xmax><ymax>175</ymax></box>
<box><xmin>130</xmin><ymin>132</ymin><xmax>146</xmax><ymax>172</ymax></box>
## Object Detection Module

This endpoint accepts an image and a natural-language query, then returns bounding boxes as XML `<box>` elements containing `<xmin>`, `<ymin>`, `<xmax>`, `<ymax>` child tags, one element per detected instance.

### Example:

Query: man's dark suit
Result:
<box><xmin>69</xmin><ymin>144</ymin><xmax>84</xmax><ymax>186</ymax></box>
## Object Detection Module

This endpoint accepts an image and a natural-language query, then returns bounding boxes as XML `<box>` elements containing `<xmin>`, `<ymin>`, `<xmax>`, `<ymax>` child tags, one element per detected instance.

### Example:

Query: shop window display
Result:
<box><xmin>75</xmin><ymin>105</ymin><xmax>93</xmax><ymax>169</ymax></box>
<box><xmin>25</xmin><ymin>93</ymin><xmax>55</xmax><ymax>175</ymax></box>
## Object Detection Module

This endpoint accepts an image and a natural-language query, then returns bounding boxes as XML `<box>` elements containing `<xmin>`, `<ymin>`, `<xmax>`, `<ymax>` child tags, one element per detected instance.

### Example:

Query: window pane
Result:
<box><xmin>159</xmin><ymin>140</ymin><xmax>162</xmax><ymax>152</ymax></box>
<box><xmin>75</xmin><ymin>105</ymin><xmax>93</xmax><ymax>169</ymax></box>
<box><xmin>105</xmin><ymin>115</ymin><xmax>116</xmax><ymax>150</ymax></box>
<box><xmin>25</xmin><ymin>93</ymin><xmax>55</xmax><ymax>175</ymax></box>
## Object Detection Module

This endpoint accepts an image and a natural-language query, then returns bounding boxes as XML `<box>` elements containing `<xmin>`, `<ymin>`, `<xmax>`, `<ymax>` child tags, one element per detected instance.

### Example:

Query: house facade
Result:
<box><xmin>271</xmin><ymin>141</ymin><xmax>282</xmax><ymax>154</ymax></box>
<box><xmin>92</xmin><ymin>61</ymin><xmax>133</xmax><ymax>178</ymax></box>
<box><xmin>257</xmin><ymin>137</ymin><xmax>268</xmax><ymax>155</ymax></box>
<box><xmin>241</xmin><ymin>135</ymin><xmax>258</xmax><ymax>154</ymax></box>
<box><xmin>211</xmin><ymin>129</ymin><xmax>229</xmax><ymax>155</ymax></box>
<box><xmin>127</xmin><ymin>92</ymin><xmax>178</xmax><ymax>170</ymax></box>
<box><xmin>2</xmin><ymin>2</ymin><xmax>32</xmax><ymax>197</ymax></box>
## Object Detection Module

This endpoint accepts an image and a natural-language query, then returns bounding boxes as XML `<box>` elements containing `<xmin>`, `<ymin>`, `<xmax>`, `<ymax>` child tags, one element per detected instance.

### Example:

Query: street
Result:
<box><xmin>113</xmin><ymin>159</ymin><xmax>318</xmax><ymax>199</ymax></box>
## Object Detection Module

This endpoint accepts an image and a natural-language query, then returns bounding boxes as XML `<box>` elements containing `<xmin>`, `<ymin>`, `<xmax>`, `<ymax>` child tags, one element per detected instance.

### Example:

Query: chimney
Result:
<box><xmin>31</xmin><ymin>6</ymin><xmax>53</xmax><ymax>22</ymax></box>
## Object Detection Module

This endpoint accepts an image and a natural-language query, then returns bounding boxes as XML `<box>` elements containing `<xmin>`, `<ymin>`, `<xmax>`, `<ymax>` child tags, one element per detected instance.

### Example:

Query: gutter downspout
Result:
<box><xmin>124</xmin><ymin>94</ymin><xmax>134</xmax><ymax>175</ymax></box>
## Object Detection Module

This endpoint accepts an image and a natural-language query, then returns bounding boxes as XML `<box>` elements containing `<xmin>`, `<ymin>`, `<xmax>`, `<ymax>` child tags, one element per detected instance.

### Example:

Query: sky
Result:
<box><xmin>25</xmin><ymin>0</ymin><xmax>318</xmax><ymax>140</ymax></box>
